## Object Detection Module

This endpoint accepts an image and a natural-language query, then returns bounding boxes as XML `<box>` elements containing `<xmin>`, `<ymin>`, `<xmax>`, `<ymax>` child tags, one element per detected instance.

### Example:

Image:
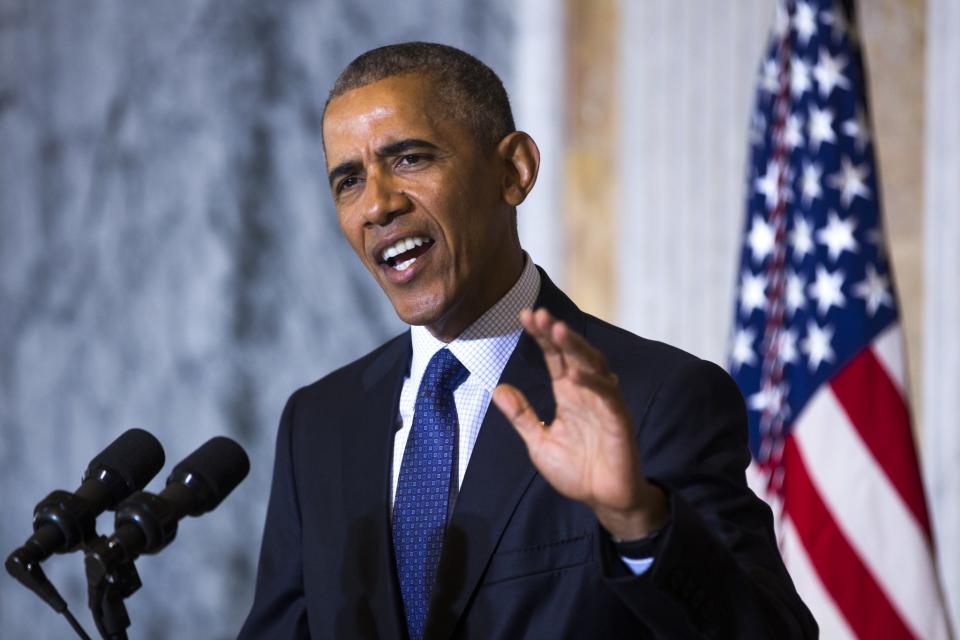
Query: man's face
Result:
<box><xmin>323</xmin><ymin>73</ymin><xmax>521</xmax><ymax>338</ymax></box>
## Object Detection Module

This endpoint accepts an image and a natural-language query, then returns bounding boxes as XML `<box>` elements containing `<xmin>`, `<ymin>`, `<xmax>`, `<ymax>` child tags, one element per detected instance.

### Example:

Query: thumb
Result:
<box><xmin>492</xmin><ymin>384</ymin><xmax>545</xmax><ymax>447</ymax></box>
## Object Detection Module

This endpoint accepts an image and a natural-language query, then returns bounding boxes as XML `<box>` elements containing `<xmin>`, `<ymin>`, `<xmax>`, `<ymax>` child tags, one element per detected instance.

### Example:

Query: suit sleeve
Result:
<box><xmin>237</xmin><ymin>392</ymin><xmax>311</xmax><ymax>639</ymax></box>
<box><xmin>598</xmin><ymin>358</ymin><xmax>818</xmax><ymax>639</ymax></box>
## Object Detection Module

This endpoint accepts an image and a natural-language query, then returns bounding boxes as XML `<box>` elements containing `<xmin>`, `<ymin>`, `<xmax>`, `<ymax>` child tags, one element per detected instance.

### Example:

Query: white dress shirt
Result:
<box><xmin>389</xmin><ymin>256</ymin><xmax>653</xmax><ymax>576</ymax></box>
<box><xmin>390</xmin><ymin>256</ymin><xmax>540</xmax><ymax>506</ymax></box>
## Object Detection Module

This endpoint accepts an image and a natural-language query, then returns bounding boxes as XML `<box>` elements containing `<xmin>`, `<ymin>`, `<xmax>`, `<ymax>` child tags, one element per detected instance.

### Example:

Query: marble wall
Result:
<box><xmin>0</xmin><ymin>1</ymin><xmax>514</xmax><ymax>637</ymax></box>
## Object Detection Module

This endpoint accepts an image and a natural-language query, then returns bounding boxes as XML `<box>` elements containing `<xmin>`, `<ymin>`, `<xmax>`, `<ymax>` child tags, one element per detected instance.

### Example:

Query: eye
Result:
<box><xmin>336</xmin><ymin>175</ymin><xmax>361</xmax><ymax>194</ymax></box>
<box><xmin>397</xmin><ymin>153</ymin><xmax>428</xmax><ymax>167</ymax></box>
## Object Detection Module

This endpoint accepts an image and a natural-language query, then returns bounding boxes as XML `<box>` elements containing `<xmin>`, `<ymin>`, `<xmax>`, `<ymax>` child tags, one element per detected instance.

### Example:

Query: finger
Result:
<box><xmin>567</xmin><ymin>366</ymin><xmax>620</xmax><ymax>394</ymax></box>
<box><xmin>492</xmin><ymin>383</ymin><xmax>546</xmax><ymax>447</ymax></box>
<box><xmin>520</xmin><ymin>308</ymin><xmax>567</xmax><ymax>380</ymax></box>
<box><xmin>551</xmin><ymin>320</ymin><xmax>608</xmax><ymax>375</ymax></box>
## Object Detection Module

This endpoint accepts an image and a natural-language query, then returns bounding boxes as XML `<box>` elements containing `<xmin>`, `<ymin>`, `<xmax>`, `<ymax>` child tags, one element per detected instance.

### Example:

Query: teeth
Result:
<box><xmin>393</xmin><ymin>257</ymin><xmax>416</xmax><ymax>271</ymax></box>
<box><xmin>381</xmin><ymin>236</ymin><xmax>430</xmax><ymax>262</ymax></box>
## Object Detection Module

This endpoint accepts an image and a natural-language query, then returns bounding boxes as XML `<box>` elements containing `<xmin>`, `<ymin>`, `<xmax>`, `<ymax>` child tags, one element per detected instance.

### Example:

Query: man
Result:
<box><xmin>239</xmin><ymin>42</ymin><xmax>816</xmax><ymax>639</ymax></box>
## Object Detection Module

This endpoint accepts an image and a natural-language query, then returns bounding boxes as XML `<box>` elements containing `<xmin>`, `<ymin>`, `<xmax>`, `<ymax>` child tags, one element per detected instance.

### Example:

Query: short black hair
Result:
<box><xmin>325</xmin><ymin>42</ymin><xmax>516</xmax><ymax>149</ymax></box>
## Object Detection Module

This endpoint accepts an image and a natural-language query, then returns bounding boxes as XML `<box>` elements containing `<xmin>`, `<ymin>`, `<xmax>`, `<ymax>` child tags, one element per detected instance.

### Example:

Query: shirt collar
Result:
<box><xmin>409</xmin><ymin>255</ymin><xmax>541</xmax><ymax>390</ymax></box>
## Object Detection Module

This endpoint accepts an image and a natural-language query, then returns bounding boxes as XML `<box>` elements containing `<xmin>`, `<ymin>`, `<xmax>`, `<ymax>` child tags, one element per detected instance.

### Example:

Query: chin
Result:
<box><xmin>389</xmin><ymin>293</ymin><xmax>450</xmax><ymax>328</ymax></box>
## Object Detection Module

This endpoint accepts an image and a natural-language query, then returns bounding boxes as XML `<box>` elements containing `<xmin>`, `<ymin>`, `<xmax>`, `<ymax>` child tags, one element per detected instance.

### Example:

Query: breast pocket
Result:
<box><xmin>481</xmin><ymin>533</ymin><xmax>594</xmax><ymax>585</ymax></box>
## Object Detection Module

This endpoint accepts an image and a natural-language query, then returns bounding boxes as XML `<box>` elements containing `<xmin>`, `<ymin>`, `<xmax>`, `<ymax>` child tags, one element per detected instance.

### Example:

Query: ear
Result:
<box><xmin>497</xmin><ymin>132</ymin><xmax>541</xmax><ymax>207</ymax></box>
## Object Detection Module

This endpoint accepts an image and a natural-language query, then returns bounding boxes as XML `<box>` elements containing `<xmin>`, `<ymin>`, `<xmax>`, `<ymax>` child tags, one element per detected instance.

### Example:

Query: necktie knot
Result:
<box><xmin>425</xmin><ymin>348</ymin><xmax>468</xmax><ymax>393</ymax></box>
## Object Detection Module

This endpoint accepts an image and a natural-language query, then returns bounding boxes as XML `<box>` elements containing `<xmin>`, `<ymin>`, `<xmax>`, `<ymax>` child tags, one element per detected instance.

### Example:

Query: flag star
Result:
<box><xmin>793</xmin><ymin>1</ymin><xmax>817</xmax><ymax>47</ymax></box>
<box><xmin>790</xmin><ymin>215</ymin><xmax>815</xmax><ymax>262</ymax></box>
<box><xmin>731</xmin><ymin>327</ymin><xmax>758</xmax><ymax>372</ymax></box>
<box><xmin>813</xmin><ymin>47</ymin><xmax>850</xmax><ymax>97</ymax></box>
<box><xmin>842</xmin><ymin>108</ymin><xmax>871</xmax><ymax>152</ymax></box>
<box><xmin>740</xmin><ymin>270</ymin><xmax>768</xmax><ymax>316</ymax></box>
<box><xmin>786</xmin><ymin>270</ymin><xmax>807</xmax><ymax>316</ymax></box>
<box><xmin>853</xmin><ymin>263</ymin><xmax>893</xmax><ymax>316</ymax></box>
<box><xmin>808</xmin><ymin>264</ymin><xmax>846</xmax><ymax>315</ymax></box>
<box><xmin>785</xmin><ymin>113</ymin><xmax>805</xmax><ymax>150</ymax></box>
<box><xmin>777</xmin><ymin>328</ymin><xmax>800</xmax><ymax>365</ymax></box>
<box><xmin>747</xmin><ymin>215</ymin><xmax>776</xmax><ymax>263</ymax></box>
<box><xmin>820</xmin><ymin>7</ymin><xmax>848</xmax><ymax>42</ymax></box>
<box><xmin>760</xmin><ymin>58</ymin><xmax>780</xmax><ymax>95</ymax></box>
<box><xmin>802</xmin><ymin>320</ymin><xmax>836</xmax><ymax>371</ymax></box>
<box><xmin>828</xmin><ymin>156</ymin><xmax>871</xmax><ymax>207</ymax></box>
<box><xmin>816</xmin><ymin>210</ymin><xmax>859</xmax><ymax>261</ymax></box>
<box><xmin>800</xmin><ymin>161</ymin><xmax>823</xmax><ymax>206</ymax></box>
<box><xmin>791</xmin><ymin>56</ymin><xmax>813</xmax><ymax>98</ymax></box>
<box><xmin>808</xmin><ymin>105</ymin><xmax>837</xmax><ymax>152</ymax></box>
<box><xmin>747</xmin><ymin>389</ymin><xmax>766</xmax><ymax>412</ymax></box>
<box><xmin>747</xmin><ymin>388</ymin><xmax>771</xmax><ymax>413</ymax></box>
<box><xmin>748</xmin><ymin>383</ymin><xmax>787</xmax><ymax>415</ymax></box>
<box><xmin>755</xmin><ymin>161</ymin><xmax>781</xmax><ymax>208</ymax></box>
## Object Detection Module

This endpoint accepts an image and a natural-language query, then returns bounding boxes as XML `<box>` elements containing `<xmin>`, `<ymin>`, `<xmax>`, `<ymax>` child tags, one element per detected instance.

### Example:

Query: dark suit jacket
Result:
<box><xmin>238</xmin><ymin>270</ymin><xmax>817</xmax><ymax>639</ymax></box>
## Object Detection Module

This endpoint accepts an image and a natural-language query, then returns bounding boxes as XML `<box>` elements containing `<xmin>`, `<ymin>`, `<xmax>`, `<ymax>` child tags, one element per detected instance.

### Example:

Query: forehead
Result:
<box><xmin>322</xmin><ymin>74</ymin><xmax>461</xmax><ymax>161</ymax></box>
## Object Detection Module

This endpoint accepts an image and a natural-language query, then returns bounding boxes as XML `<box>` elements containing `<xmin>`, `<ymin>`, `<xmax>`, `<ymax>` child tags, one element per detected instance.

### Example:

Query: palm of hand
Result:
<box><xmin>492</xmin><ymin>308</ymin><xmax>650</xmax><ymax>513</ymax></box>
<box><xmin>492</xmin><ymin>308</ymin><xmax>668</xmax><ymax>540</ymax></box>
<box><xmin>522</xmin><ymin>372</ymin><xmax>642</xmax><ymax>512</ymax></box>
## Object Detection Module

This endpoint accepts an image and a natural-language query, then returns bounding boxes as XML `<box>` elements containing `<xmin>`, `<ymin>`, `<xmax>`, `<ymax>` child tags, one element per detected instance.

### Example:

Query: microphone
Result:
<box><xmin>98</xmin><ymin>436</ymin><xmax>250</xmax><ymax>561</ymax></box>
<box><xmin>7</xmin><ymin>428</ymin><xmax>165</xmax><ymax>563</ymax></box>
<box><xmin>5</xmin><ymin>428</ymin><xmax>165</xmax><ymax>610</ymax></box>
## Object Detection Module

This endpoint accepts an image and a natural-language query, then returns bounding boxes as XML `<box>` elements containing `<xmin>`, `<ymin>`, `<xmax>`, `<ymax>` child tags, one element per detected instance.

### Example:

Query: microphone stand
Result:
<box><xmin>5</xmin><ymin>548</ymin><xmax>93</xmax><ymax>640</ymax></box>
<box><xmin>83</xmin><ymin>536</ymin><xmax>142</xmax><ymax>640</ymax></box>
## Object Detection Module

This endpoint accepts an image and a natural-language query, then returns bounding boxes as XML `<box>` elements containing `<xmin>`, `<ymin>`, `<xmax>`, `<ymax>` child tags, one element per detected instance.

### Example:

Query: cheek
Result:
<box><xmin>336</xmin><ymin>208</ymin><xmax>361</xmax><ymax>246</ymax></box>
<box><xmin>435</xmin><ymin>186</ymin><xmax>486</xmax><ymax>249</ymax></box>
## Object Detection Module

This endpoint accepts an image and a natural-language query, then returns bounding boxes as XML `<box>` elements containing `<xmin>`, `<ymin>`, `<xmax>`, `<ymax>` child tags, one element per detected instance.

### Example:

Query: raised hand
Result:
<box><xmin>492</xmin><ymin>308</ymin><xmax>669</xmax><ymax>541</ymax></box>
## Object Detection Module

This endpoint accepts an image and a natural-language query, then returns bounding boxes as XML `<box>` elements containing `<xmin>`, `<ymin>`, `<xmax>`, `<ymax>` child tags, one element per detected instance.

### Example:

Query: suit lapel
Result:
<box><xmin>340</xmin><ymin>334</ymin><xmax>410</xmax><ymax>639</ymax></box>
<box><xmin>426</xmin><ymin>270</ymin><xmax>584</xmax><ymax>639</ymax></box>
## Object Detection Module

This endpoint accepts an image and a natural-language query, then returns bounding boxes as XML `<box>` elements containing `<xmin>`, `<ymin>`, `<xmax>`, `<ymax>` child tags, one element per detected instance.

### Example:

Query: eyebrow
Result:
<box><xmin>327</xmin><ymin>138</ymin><xmax>442</xmax><ymax>188</ymax></box>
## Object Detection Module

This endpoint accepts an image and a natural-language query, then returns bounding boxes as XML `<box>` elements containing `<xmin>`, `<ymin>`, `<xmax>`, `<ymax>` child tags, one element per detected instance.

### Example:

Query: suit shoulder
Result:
<box><xmin>581</xmin><ymin>313</ymin><xmax>696</xmax><ymax>367</ymax></box>
<box><xmin>290</xmin><ymin>331</ymin><xmax>409</xmax><ymax>405</ymax></box>
<box><xmin>581</xmin><ymin>313</ymin><xmax>732</xmax><ymax>386</ymax></box>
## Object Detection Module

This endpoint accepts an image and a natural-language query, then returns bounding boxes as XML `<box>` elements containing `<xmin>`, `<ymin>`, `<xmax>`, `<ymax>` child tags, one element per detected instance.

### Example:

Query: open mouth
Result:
<box><xmin>379</xmin><ymin>236</ymin><xmax>435</xmax><ymax>271</ymax></box>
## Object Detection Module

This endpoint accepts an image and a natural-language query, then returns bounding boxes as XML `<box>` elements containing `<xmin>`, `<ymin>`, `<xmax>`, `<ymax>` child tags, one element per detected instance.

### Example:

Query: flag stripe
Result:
<box><xmin>783</xmin><ymin>436</ymin><xmax>915</xmax><ymax>640</ymax></box>
<box><xmin>780</xmin><ymin>514</ymin><xmax>855</xmax><ymax>640</ymax></box>
<box><xmin>829</xmin><ymin>347</ymin><xmax>933</xmax><ymax>535</ymax></box>
<box><xmin>792</xmin><ymin>384</ymin><xmax>949</xmax><ymax>639</ymax></box>
<box><xmin>871</xmin><ymin>323</ymin><xmax>908</xmax><ymax>397</ymax></box>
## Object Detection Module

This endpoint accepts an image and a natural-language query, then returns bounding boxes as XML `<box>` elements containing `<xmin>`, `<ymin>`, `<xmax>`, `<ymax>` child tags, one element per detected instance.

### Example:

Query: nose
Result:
<box><xmin>363</xmin><ymin>169</ymin><xmax>411</xmax><ymax>226</ymax></box>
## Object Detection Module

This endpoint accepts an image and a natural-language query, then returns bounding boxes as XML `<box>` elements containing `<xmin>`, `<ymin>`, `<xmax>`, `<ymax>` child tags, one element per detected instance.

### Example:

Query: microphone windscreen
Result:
<box><xmin>86</xmin><ymin>428</ymin><xmax>166</xmax><ymax>492</ymax></box>
<box><xmin>169</xmin><ymin>436</ymin><xmax>250</xmax><ymax>512</ymax></box>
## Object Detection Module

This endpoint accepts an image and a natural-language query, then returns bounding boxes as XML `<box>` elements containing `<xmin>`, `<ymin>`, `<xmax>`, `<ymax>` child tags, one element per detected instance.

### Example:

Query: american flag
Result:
<box><xmin>729</xmin><ymin>1</ymin><xmax>951</xmax><ymax>637</ymax></box>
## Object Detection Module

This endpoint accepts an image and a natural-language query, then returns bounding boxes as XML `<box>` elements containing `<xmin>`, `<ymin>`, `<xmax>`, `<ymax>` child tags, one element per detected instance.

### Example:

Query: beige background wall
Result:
<box><xmin>859</xmin><ymin>0</ymin><xmax>926</xmax><ymax>432</ymax></box>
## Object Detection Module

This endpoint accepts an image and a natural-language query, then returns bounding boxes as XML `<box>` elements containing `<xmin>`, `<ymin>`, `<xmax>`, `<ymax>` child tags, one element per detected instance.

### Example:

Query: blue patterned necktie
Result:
<box><xmin>393</xmin><ymin>348</ymin><xmax>468</xmax><ymax>640</ymax></box>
